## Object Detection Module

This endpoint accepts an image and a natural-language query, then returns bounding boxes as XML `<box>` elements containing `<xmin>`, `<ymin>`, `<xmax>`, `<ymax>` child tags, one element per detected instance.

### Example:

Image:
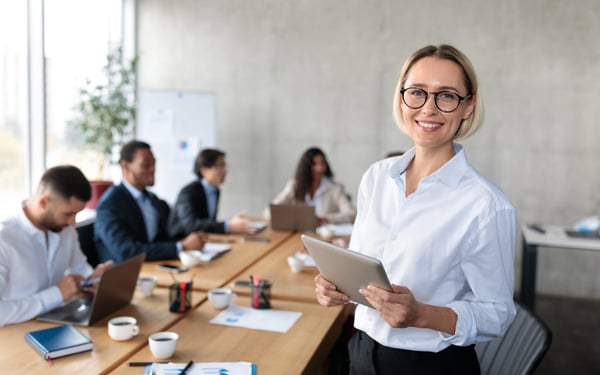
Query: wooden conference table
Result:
<box><xmin>111</xmin><ymin>296</ymin><xmax>348</xmax><ymax>375</ymax></box>
<box><xmin>0</xmin><ymin>288</ymin><xmax>206</xmax><ymax>374</ymax></box>
<box><xmin>140</xmin><ymin>227</ymin><xmax>291</xmax><ymax>291</ymax></box>
<box><xmin>2</xmin><ymin>226</ymin><xmax>352</xmax><ymax>375</ymax></box>
<box><xmin>520</xmin><ymin>223</ymin><xmax>600</xmax><ymax>311</ymax></box>
<box><xmin>231</xmin><ymin>233</ymin><xmax>325</xmax><ymax>303</ymax></box>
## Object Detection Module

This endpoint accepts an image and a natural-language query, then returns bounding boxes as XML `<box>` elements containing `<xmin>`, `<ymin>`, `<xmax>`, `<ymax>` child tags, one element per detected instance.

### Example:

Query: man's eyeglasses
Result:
<box><xmin>400</xmin><ymin>87</ymin><xmax>471</xmax><ymax>113</ymax></box>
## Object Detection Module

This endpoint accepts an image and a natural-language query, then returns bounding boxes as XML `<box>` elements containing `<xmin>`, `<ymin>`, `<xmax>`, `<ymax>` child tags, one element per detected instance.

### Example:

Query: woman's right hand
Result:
<box><xmin>314</xmin><ymin>274</ymin><xmax>349</xmax><ymax>307</ymax></box>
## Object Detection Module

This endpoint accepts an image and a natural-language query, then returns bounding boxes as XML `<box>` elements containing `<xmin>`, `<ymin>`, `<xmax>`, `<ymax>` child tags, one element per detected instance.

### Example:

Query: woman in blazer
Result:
<box><xmin>267</xmin><ymin>147</ymin><xmax>355</xmax><ymax>224</ymax></box>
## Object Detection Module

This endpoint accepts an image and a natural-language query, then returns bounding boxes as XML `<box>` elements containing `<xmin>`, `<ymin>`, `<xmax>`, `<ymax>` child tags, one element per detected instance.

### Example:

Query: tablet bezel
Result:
<box><xmin>301</xmin><ymin>234</ymin><xmax>392</xmax><ymax>308</ymax></box>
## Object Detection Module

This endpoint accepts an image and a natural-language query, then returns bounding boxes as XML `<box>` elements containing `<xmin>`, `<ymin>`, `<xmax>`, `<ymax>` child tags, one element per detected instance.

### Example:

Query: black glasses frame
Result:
<box><xmin>400</xmin><ymin>88</ymin><xmax>472</xmax><ymax>113</ymax></box>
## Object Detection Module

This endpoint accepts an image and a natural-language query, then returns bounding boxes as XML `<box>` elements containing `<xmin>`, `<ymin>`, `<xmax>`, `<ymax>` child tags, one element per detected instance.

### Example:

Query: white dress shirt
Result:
<box><xmin>123</xmin><ymin>180</ymin><xmax>158</xmax><ymax>242</ymax></box>
<box><xmin>351</xmin><ymin>144</ymin><xmax>517</xmax><ymax>352</ymax></box>
<box><xmin>305</xmin><ymin>177</ymin><xmax>332</xmax><ymax>218</ymax></box>
<box><xmin>0</xmin><ymin>204</ymin><xmax>93</xmax><ymax>326</ymax></box>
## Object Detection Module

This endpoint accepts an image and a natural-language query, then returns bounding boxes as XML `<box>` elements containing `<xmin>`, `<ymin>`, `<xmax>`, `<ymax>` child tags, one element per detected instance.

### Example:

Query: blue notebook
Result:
<box><xmin>24</xmin><ymin>324</ymin><xmax>93</xmax><ymax>360</ymax></box>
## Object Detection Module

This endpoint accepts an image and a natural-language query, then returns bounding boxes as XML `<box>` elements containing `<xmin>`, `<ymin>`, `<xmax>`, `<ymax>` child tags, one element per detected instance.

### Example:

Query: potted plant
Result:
<box><xmin>68</xmin><ymin>47</ymin><xmax>137</xmax><ymax>208</ymax></box>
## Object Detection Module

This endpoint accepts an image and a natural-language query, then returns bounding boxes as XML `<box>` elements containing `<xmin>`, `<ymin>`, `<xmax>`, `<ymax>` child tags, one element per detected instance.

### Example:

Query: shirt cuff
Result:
<box><xmin>439</xmin><ymin>302</ymin><xmax>476</xmax><ymax>346</ymax></box>
<box><xmin>224</xmin><ymin>220</ymin><xmax>229</xmax><ymax>233</ymax></box>
<box><xmin>176</xmin><ymin>242</ymin><xmax>183</xmax><ymax>253</ymax></box>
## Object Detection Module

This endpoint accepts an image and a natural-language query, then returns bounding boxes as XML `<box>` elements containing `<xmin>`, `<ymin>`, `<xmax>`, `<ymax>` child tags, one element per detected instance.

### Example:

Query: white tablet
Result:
<box><xmin>301</xmin><ymin>234</ymin><xmax>392</xmax><ymax>308</ymax></box>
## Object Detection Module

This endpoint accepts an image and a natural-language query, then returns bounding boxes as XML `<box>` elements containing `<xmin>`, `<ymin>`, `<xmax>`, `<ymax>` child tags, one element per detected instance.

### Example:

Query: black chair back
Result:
<box><xmin>76</xmin><ymin>220</ymin><xmax>99</xmax><ymax>267</ymax></box>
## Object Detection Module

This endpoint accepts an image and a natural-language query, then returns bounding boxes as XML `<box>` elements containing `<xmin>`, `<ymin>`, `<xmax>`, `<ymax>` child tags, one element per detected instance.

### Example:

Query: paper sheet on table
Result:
<box><xmin>209</xmin><ymin>305</ymin><xmax>301</xmax><ymax>333</ymax></box>
<box><xmin>145</xmin><ymin>361</ymin><xmax>256</xmax><ymax>375</ymax></box>
<box><xmin>332</xmin><ymin>223</ymin><xmax>353</xmax><ymax>236</ymax></box>
<box><xmin>248</xmin><ymin>220</ymin><xmax>267</xmax><ymax>231</ymax></box>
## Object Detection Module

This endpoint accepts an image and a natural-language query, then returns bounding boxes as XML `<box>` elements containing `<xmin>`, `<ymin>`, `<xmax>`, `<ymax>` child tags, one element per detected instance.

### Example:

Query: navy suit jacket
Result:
<box><xmin>168</xmin><ymin>179</ymin><xmax>226</xmax><ymax>238</ymax></box>
<box><xmin>94</xmin><ymin>183</ymin><xmax>178</xmax><ymax>263</ymax></box>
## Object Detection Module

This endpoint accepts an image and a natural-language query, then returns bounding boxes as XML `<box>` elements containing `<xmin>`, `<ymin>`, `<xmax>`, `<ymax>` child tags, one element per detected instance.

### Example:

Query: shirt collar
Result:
<box><xmin>201</xmin><ymin>179</ymin><xmax>218</xmax><ymax>195</ymax></box>
<box><xmin>388</xmin><ymin>143</ymin><xmax>469</xmax><ymax>188</ymax></box>
<box><xmin>18</xmin><ymin>201</ymin><xmax>43</xmax><ymax>237</ymax></box>
<box><xmin>122</xmin><ymin>180</ymin><xmax>145</xmax><ymax>200</ymax></box>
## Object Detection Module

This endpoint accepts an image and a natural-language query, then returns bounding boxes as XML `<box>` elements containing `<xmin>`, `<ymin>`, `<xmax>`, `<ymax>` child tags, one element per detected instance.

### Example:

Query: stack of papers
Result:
<box><xmin>199</xmin><ymin>243</ymin><xmax>232</xmax><ymax>262</ymax></box>
<box><xmin>248</xmin><ymin>221</ymin><xmax>267</xmax><ymax>232</ymax></box>
<box><xmin>144</xmin><ymin>362</ymin><xmax>256</xmax><ymax>375</ymax></box>
<box><xmin>209</xmin><ymin>305</ymin><xmax>301</xmax><ymax>333</ymax></box>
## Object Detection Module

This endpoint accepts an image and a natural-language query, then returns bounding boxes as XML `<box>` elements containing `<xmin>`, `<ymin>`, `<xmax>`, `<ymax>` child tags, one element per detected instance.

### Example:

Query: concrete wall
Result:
<box><xmin>136</xmin><ymin>0</ymin><xmax>600</xmax><ymax>299</ymax></box>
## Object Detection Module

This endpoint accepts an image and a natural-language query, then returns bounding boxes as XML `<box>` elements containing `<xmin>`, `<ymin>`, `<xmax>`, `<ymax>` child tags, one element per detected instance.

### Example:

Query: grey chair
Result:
<box><xmin>476</xmin><ymin>302</ymin><xmax>552</xmax><ymax>375</ymax></box>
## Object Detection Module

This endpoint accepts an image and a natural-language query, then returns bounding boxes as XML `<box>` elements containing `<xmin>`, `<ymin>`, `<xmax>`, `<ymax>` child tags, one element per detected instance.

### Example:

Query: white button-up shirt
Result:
<box><xmin>0</xmin><ymin>205</ymin><xmax>93</xmax><ymax>326</ymax></box>
<box><xmin>351</xmin><ymin>144</ymin><xmax>517</xmax><ymax>352</ymax></box>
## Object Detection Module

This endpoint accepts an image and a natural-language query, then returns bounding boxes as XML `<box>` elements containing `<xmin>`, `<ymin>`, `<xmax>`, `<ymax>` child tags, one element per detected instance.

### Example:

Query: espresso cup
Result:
<box><xmin>208</xmin><ymin>288</ymin><xmax>235</xmax><ymax>309</ymax></box>
<box><xmin>149</xmin><ymin>331</ymin><xmax>179</xmax><ymax>359</ymax></box>
<box><xmin>137</xmin><ymin>276</ymin><xmax>157</xmax><ymax>297</ymax></box>
<box><xmin>108</xmin><ymin>316</ymin><xmax>139</xmax><ymax>341</ymax></box>
<box><xmin>287</xmin><ymin>254</ymin><xmax>304</xmax><ymax>273</ymax></box>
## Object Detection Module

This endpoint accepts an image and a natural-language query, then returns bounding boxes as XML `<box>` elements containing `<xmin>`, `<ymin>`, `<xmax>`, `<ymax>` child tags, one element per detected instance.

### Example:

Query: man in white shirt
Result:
<box><xmin>0</xmin><ymin>165</ymin><xmax>113</xmax><ymax>326</ymax></box>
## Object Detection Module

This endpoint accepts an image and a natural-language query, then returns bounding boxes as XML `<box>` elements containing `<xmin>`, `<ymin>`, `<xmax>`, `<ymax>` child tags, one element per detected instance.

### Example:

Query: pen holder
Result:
<box><xmin>251</xmin><ymin>279</ymin><xmax>272</xmax><ymax>309</ymax></box>
<box><xmin>169</xmin><ymin>281</ymin><xmax>192</xmax><ymax>313</ymax></box>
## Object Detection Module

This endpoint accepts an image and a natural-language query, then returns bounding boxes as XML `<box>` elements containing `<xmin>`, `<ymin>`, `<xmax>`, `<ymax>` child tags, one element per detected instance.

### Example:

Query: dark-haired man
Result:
<box><xmin>0</xmin><ymin>165</ymin><xmax>113</xmax><ymax>326</ymax></box>
<box><xmin>168</xmin><ymin>148</ymin><xmax>257</xmax><ymax>237</ymax></box>
<box><xmin>94</xmin><ymin>140</ymin><xmax>206</xmax><ymax>264</ymax></box>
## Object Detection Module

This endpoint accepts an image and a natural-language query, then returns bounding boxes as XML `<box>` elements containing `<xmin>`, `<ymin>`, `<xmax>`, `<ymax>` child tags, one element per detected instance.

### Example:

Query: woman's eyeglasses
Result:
<box><xmin>400</xmin><ymin>87</ymin><xmax>471</xmax><ymax>113</ymax></box>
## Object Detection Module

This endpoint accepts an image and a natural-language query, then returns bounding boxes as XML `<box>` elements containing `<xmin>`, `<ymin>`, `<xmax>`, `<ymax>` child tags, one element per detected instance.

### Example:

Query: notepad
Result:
<box><xmin>24</xmin><ymin>324</ymin><xmax>93</xmax><ymax>360</ymax></box>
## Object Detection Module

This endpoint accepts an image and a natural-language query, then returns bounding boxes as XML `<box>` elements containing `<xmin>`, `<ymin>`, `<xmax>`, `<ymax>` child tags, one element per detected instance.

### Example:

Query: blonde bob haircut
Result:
<box><xmin>392</xmin><ymin>44</ymin><xmax>484</xmax><ymax>141</ymax></box>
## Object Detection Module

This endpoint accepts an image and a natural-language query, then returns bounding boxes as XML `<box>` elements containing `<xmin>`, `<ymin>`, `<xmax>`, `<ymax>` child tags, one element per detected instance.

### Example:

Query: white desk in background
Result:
<box><xmin>520</xmin><ymin>224</ymin><xmax>600</xmax><ymax>311</ymax></box>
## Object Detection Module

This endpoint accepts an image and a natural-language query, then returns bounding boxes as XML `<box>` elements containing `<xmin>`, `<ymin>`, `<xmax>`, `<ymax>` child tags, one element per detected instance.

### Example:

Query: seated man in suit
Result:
<box><xmin>0</xmin><ymin>166</ymin><xmax>113</xmax><ymax>326</ymax></box>
<box><xmin>169</xmin><ymin>148</ymin><xmax>257</xmax><ymax>238</ymax></box>
<box><xmin>94</xmin><ymin>140</ymin><xmax>206</xmax><ymax>264</ymax></box>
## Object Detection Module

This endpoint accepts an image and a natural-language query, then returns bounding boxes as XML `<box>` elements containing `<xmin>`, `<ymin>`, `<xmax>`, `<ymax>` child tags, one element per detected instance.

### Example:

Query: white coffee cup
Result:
<box><xmin>149</xmin><ymin>331</ymin><xmax>179</xmax><ymax>359</ymax></box>
<box><xmin>208</xmin><ymin>288</ymin><xmax>235</xmax><ymax>309</ymax></box>
<box><xmin>137</xmin><ymin>276</ymin><xmax>157</xmax><ymax>297</ymax></box>
<box><xmin>316</xmin><ymin>225</ymin><xmax>335</xmax><ymax>239</ymax></box>
<box><xmin>287</xmin><ymin>254</ymin><xmax>305</xmax><ymax>273</ymax></box>
<box><xmin>108</xmin><ymin>316</ymin><xmax>139</xmax><ymax>341</ymax></box>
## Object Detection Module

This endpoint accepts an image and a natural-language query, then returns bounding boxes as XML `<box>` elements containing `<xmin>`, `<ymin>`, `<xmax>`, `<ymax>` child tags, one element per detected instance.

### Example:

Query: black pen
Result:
<box><xmin>128</xmin><ymin>361</ymin><xmax>168</xmax><ymax>366</ymax></box>
<box><xmin>180</xmin><ymin>360</ymin><xmax>194</xmax><ymax>374</ymax></box>
<box><xmin>242</xmin><ymin>236</ymin><xmax>270</xmax><ymax>243</ymax></box>
<box><xmin>208</xmin><ymin>238</ymin><xmax>236</xmax><ymax>244</ymax></box>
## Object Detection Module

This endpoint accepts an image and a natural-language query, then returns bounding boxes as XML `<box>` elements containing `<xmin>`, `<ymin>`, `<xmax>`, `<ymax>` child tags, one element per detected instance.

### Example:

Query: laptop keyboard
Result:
<box><xmin>60</xmin><ymin>295</ymin><xmax>93</xmax><ymax>320</ymax></box>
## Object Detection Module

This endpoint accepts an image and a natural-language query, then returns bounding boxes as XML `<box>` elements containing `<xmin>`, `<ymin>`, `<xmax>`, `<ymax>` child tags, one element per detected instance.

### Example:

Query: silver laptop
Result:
<box><xmin>37</xmin><ymin>253</ymin><xmax>145</xmax><ymax>326</ymax></box>
<box><xmin>301</xmin><ymin>234</ymin><xmax>391</xmax><ymax>308</ymax></box>
<box><xmin>270</xmin><ymin>204</ymin><xmax>318</xmax><ymax>231</ymax></box>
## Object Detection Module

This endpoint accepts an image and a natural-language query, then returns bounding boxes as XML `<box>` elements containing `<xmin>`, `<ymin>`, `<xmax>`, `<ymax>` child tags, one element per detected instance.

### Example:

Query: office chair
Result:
<box><xmin>476</xmin><ymin>302</ymin><xmax>552</xmax><ymax>375</ymax></box>
<box><xmin>75</xmin><ymin>220</ymin><xmax>99</xmax><ymax>267</ymax></box>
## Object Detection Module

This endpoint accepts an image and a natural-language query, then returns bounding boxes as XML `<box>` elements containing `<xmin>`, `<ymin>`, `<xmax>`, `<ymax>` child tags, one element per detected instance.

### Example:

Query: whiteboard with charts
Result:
<box><xmin>137</xmin><ymin>90</ymin><xmax>216</xmax><ymax>205</ymax></box>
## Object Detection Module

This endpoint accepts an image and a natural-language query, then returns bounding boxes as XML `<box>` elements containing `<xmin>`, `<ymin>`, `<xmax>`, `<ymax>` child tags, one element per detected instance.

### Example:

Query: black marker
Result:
<box><xmin>128</xmin><ymin>362</ymin><xmax>168</xmax><ymax>366</ymax></box>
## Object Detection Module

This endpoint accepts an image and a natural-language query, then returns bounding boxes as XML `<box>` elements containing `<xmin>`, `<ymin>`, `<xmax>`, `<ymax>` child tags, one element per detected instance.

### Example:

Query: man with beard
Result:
<box><xmin>94</xmin><ymin>140</ymin><xmax>206</xmax><ymax>264</ymax></box>
<box><xmin>0</xmin><ymin>165</ymin><xmax>114</xmax><ymax>326</ymax></box>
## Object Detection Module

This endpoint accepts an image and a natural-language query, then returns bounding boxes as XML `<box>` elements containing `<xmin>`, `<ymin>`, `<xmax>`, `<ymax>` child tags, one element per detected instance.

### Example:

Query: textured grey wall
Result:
<box><xmin>137</xmin><ymin>0</ymin><xmax>600</xmax><ymax>298</ymax></box>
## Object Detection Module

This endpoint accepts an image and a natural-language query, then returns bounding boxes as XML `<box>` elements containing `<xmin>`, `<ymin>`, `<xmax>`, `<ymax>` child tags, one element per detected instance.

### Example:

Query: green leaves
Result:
<box><xmin>68</xmin><ymin>47</ymin><xmax>137</xmax><ymax>163</ymax></box>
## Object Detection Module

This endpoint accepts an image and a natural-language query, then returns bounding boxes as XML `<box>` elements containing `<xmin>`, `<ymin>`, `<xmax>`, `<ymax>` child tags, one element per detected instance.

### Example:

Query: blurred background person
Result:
<box><xmin>169</xmin><ymin>148</ymin><xmax>257</xmax><ymax>237</ymax></box>
<box><xmin>94</xmin><ymin>140</ymin><xmax>206</xmax><ymax>264</ymax></box>
<box><xmin>266</xmin><ymin>146</ymin><xmax>355</xmax><ymax>224</ymax></box>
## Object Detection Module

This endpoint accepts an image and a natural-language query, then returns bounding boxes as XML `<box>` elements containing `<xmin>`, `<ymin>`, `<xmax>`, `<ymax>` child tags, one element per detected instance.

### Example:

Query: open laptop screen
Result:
<box><xmin>269</xmin><ymin>204</ymin><xmax>318</xmax><ymax>231</ymax></box>
<box><xmin>37</xmin><ymin>253</ymin><xmax>145</xmax><ymax>326</ymax></box>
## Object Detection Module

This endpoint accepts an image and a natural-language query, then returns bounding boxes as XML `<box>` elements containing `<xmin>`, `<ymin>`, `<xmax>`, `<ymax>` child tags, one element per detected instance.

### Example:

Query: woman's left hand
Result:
<box><xmin>359</xmin><ymin>284</ymin><xmax>422</xmax><ymax>328</ymax></box>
